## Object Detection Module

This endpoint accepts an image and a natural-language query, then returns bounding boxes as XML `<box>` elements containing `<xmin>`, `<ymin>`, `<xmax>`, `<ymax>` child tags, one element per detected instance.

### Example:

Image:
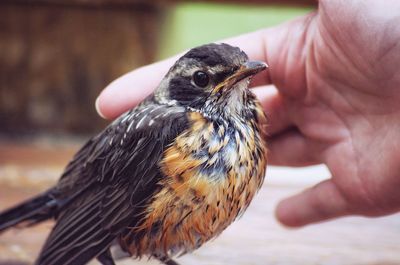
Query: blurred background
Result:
<box><xmin>0</xmin><ymin>1</ymin><xmax>399</xmax><ymax>265</ymax></box>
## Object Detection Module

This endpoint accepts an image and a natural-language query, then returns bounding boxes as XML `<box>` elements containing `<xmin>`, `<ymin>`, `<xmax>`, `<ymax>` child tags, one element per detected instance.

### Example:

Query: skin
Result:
<box><xmin>95</xmin><ymin>0</ymin><xmax>400</xmax><ymax>227</ymax></box>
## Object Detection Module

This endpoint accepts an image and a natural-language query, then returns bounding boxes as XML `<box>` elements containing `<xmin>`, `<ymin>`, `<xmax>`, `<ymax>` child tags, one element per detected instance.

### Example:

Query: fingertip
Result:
<box><xmin>275</xmin><ymin>198</ymin><xmax>306</xmax><ymax>228</ymax></box>
<box><xmin>95</xmin><ymin>85</ymin><xmax>121</xmax><ymax>120</ymax></box>
<box><xmin>95</xmin><ymin>96</ymin><xmax>107</xmax><ymax>119</ymax></box>
<box><xmin>275</xmin><ymin>180</ymin><xmax>350</xmax><ymax>227</ymax></box>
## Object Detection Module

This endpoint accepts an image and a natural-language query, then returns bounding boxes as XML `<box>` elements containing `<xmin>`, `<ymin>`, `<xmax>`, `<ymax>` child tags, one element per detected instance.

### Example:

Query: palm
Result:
<box><xmin>267</xmin><ymin>0</ymin><xmax>400</xmax><ymax>225</ymax></box>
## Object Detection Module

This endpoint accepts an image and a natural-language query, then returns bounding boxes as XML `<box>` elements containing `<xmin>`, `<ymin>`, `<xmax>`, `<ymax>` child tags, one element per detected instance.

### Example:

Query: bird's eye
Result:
<box><xmin>193</xmin><ymin>71</ymin><xmax>210</xmax><ymax>87</ymax></box>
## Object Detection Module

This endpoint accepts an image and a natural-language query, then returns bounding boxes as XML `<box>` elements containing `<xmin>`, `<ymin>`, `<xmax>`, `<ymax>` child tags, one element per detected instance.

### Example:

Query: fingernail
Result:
<box><xmin>95</xmin><ymin>97</ymin><xmax>106</xmax><ymax>119</ymax></box>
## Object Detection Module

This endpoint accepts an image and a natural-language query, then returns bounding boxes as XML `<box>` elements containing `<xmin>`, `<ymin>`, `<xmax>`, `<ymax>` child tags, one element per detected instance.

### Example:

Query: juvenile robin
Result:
<box><xmin>0</xmin><ymin>43</ymin><xmax>268</xmax><ymax>265</ymax></box>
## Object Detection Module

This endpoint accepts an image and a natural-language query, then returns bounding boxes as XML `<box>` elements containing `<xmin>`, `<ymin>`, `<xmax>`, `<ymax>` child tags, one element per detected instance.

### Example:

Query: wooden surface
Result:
<box><xmin>0</xmin><ymin>3</ymin><xmax>162</xmax><ymax>135</ymax></box>
<box><xmin>0</xmin><ymin>141</ymin><xmax>399</xmax><ymax>265</ymax></box>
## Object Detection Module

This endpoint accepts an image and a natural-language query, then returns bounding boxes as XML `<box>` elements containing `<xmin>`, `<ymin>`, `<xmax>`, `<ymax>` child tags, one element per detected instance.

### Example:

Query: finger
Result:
<box><xmin>96</xmin><ymin>25</ymin><xmax>291</xmax><ymax>119</ymax></box>
<box><xmin>95</xmin><ymin>58</ymin><xmax>176</xmax><ymax>119</ymax></box>
<box><xmin>267</xmin><ymin>129</ymin><xmax>321</xmax><ymax>166</ymax></box>
<box><xmin>276</xmin><ymin>179</ymin><xmax>350</xmax><ymax>227</ymax></box>
<box><xmin>252</xmin><ymin>85</ymin><xmax>292</xmax><ymax>136</ymax></box>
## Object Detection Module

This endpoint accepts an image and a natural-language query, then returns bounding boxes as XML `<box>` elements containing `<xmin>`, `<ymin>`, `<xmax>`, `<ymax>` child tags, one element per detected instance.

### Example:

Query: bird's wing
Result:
<box><xmin>36</xmin><ymin>100</ymin><xmax>189</xmax><ymax>265</ymax></box>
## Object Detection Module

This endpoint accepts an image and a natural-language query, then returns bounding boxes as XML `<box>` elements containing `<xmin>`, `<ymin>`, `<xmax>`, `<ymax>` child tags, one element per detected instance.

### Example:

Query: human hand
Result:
<box><xmin>95</xmin><ymin>0</ymin><xmax>400</xmax><ymax>227</ymax></box>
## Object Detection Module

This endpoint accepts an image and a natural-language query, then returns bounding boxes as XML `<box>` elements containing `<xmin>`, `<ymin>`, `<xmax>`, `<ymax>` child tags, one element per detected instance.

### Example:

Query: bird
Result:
<box><xmin>0</xmin><ymin>43</ymin><xmax>268</xmax><ymax>265</ymax></box>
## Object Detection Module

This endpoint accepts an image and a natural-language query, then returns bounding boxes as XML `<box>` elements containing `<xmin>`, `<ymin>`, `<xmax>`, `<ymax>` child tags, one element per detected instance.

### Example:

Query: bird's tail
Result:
<box><xmin>0</xmin><ymin>189</ymin><xmax>58</xmax><ymax>233</ymax></box>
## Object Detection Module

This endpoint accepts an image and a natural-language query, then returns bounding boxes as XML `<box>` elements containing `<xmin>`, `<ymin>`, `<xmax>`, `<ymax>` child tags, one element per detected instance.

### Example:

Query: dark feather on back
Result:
<box><xmin>36</xmin><ymin>97</ymin><xmax>189</xmax><ymax>265</ymax></box>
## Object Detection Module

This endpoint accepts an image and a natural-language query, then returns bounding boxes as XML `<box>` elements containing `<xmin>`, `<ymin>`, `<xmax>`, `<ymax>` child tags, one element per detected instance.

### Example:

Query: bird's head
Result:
<box><xmin>155</xmin><ymin>43</ymin><xmax>267</xmax><ymax>116</ymax></box>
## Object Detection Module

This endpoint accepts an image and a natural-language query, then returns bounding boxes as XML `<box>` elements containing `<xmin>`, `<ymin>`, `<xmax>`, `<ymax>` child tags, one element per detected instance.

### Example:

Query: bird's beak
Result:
<box><xmin>212</xmin><ymin>61</ymin><xmax>268</xmax><ymax>95</ymax></box>
<box><xmin>236</xmin><ymin>61</ymin><xmax>268</xmax><ymax>80</ymax></box>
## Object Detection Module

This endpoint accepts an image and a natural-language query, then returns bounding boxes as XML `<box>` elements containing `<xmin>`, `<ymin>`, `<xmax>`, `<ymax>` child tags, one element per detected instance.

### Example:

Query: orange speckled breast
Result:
<box><xmin>121</xmin><ymin>108</ymin><xmax>267</xmax><ymax>257</ymax></box>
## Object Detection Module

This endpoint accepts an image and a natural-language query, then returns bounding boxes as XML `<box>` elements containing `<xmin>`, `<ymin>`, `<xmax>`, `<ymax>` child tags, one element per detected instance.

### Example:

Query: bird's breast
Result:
<box><xmin>120</xmin><ymin>110</ymin><xmax>266</xmax><ymax>257</ymax></box>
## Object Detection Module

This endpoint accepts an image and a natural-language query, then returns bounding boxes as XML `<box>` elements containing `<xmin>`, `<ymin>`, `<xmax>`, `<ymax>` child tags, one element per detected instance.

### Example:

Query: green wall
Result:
<box><xmin>158</xmin><ymin>3</ymin><xmax>313</xmax><ymax>59</ymax></box>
